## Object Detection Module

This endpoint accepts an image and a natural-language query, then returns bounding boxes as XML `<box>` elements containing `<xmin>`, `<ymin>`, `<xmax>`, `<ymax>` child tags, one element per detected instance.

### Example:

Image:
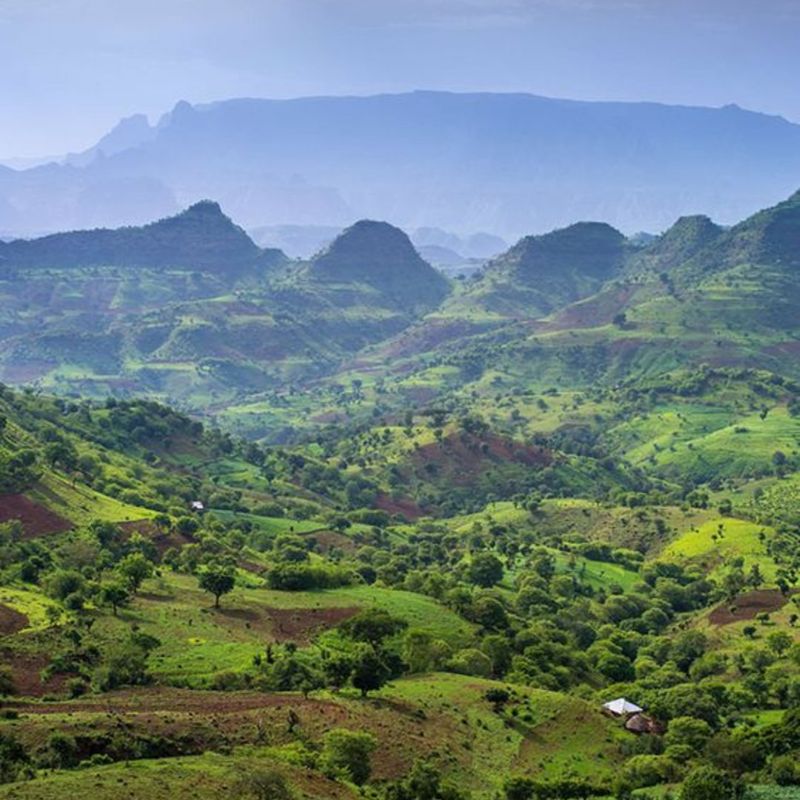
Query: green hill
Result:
<box><xmin>308</xmin><ymin>219</ymin><xmax>450</xmax><ymax>313</ymax></box>
<box><xmin>1</xmin><ymin>377</ymin><xmax>800</xmax><ymax>798</ymax></box>
<box><xmin>0</xmin><ymin>201</ymin><xmax>281</xmax><ymax>275</ymax></box>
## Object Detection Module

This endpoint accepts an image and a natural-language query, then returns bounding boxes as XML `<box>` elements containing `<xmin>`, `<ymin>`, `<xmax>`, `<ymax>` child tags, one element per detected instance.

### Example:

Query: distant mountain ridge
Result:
<box><xmin>3</xmin><ymin>91</ymin><xmax>800</xmax><ymax>238</ymax></box>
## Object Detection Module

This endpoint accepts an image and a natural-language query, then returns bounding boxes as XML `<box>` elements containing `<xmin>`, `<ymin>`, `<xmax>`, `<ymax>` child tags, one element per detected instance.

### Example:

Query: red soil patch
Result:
<box><xmin>402</xmin><ymin>386</ymin><xmax>439</xmax><ymax>405</ymax></box>
<box><xmin>0</xmin><ymin>494</ymin><xmax>72</xmax><ymax>538</ymax></box>
<box><xmin>0</xmin><ymin>361</ymin><xmax>55</xmax><ymax>383</ymax></box>
<box><xmin>544</xmin><ymin>285</ymin><xmax>637</xmax><ymax>331</ymax></box>
<box><xmin>709</xmin><ymin>589</ymin><xmax>795</xmax><ymax>626</ymax></box>
<box><xmin>411</xmin><ymin>432</ymin><xmax>552</xmax><ymax>487</ymax></box>
<box><xmin>214</xmin><ymin>604</ymin><xmax>360</xmax><ymax>644</ymax></box>
<box><xmin>310</xmin><ymin>411</ymin><xmax>348</xmax><ymax>424</ymax></box>
<box><xmin>310</xmin><ymin>530</ymin><xmax>357</xmax><ymax>554</ymax></box>
<box><xmin>8</xmin><ymin>687</ymin><xmax>442</xmax><ymax>781</ymax></box>
<box><xmin>762</xmin><ymin>341</ymin><xmax>800</xmax><ymax>359</ymax></box>
<box><xmin>10</xmin><ymin>686</ymin><xmax>348</xmax><ymax>716</ymax></box>
<box><xmin>118</xmin><ymin>519</ymin><xmax>192</xmax><ymax>555</ymax></box>
<box><xmin>383</xmin><ymin>318</ymin><xmax>492</xmax><ymax>359</ymax></box>
<box><xmin>0</xmin><ymin>651</ymin><xmax>72</xmax><ymax>698</ymax></box>
<box><xmin>0</xmin><ymin>604</ymin><xmax>28</xmax><ymax>636</ymax></box>
<box><xmin>374</xmin><ymin>493</ymin><xmax>426</xmax><ymax>521</ymax></box>
<box><xmin>237</xmin><ymin>558</ymin><xmax>265</xmax><ymax>574</ymax></box>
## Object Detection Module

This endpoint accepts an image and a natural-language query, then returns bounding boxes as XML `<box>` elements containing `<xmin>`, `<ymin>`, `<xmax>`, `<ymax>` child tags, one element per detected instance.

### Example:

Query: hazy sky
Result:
<box><xmin>1</xmin><ymin>0</ymin><xmax>799</xmax><ymax>158</ymax></box>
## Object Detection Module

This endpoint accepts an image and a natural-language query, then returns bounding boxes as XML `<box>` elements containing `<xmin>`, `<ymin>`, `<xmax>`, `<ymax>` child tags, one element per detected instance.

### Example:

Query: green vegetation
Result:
<box><xmin>3</xmin><ymin>190</ymin><xmax>800</xmax><ymax>798</ymax></box>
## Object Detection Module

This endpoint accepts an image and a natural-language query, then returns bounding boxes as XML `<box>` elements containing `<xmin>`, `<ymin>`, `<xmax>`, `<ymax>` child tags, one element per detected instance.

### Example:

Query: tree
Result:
<box><xmin>116</xmin><ymin>552</ymin><xmax>153</xmax><ymax>594</ymax></box>
<box><xmin>320</xmin><ymin>728</ymin><xmax>377</xmax><ymax>785</ymax></box>
<box><xmin>485</xmin><ymin>687</ymin><xmax>510</xmax><ymax>712</ymax></box>
<box><xmin>45</xmin><ymin>569</ymin><xmax>85</xmax><ymax>601</ymax></box>
<box><xmin>340</xmin><ymin>608</ymin><xmax>407</xmax><ymax>648</ymax></box>
<box><xmin>773</xmin><ymin>755</ymin><xmax>799</xmax><ymax>786</ymax></box>
<box><xmin>681</xmin><ymin>766</ymin><xmax>744</xmax><ymax>800</ymax></box>
<box><xmin>767</xmin><ymin>630</ymin><xmax>793</xmax><ymax>657</ymax></box>
<box><xmin>324</xmin><ymin>653</ymin><xmax>354</xmax><ymax>691</ymax></box>
<box><xmin>0</xmin><ymin>732</ymin><xmax>30</xmax><ymax>784</ymax></box>
<box><xmin>664</xmin><ymin>716</ymin><xmax>712</xmax><ymax>752</ymax></box>
<box><xmin>0</xmin><ymin>450</ymin><xmax>39</xmax><ymax>492</ymax></box>
<box><xmin>386</xmin><ymin>760</ymin><xmax>469</xmax><ymax>800</ymax></box>
<box><xmin>198</xmin><ymin>564</ymin><xmax>236</xmax><ymax>608</ymax></box>
<box><xmin>504</xmin><ymin>776</ymin><xmax>536</xmax><ymax>800</ymax></box>
<box><xmin>350</xmin><ymin>645</ymin><xmax>391</xmax><ymax>697</ymax></box>
<box><xmin>447</xmin><ymin>648</ymin><xmax>492</xmax><ymax>678</ymax></box>
<box><xmin>746</xmin><ymin>563</ymin><xmax>763</xmax><ymax>589</ymax></box>
<box><xmin>98</xmin><ymin>580</ymin><xmax>130</xmax><ymax>616</ymax></box>
<box><xmin>705</xmin><ymin>732</ymin><xmax>763</xmax><ymax>775</ymax></box>
<box><xmin>470</xmin><ymin>596</ymin><xmax>508</xmax><ymax>630</ymax></box>
<box><xmin>41</xmin><ymin>732</ymin><xmax>79</xmax><ymax>769</ymax></box>
<box><xmin>232</xmin><ymin>768</ymin><xmax>293</xmax><ymax>800</ymax></box>
<box><xmin>403</xmin><ymin>629</ymin><xmax>440</xmax><ymax>673</ymax></box>
<box><xmin>0</xmin><ymin>666</ymin><xmax>15</xmax><ymax>697</ymax></box>
<box><xmin>175</xmin><ymin>516</ymin><xmax>199</xmax><ymax>536</ymax></box>
<box><xmin>44</xmin><ymin>440</ymin><xmax>79</xmax><ymax>472</ymax></box>
<box><xmin>467</xmin><ymin>552</ymin><xmax>504</xmax><ymax>588</ymax></box>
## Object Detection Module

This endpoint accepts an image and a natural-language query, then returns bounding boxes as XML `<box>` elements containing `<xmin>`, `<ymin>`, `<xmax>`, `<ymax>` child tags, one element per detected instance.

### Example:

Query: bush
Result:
<box><xmin>232</xmin><ymin>768</ymin><xmax>293</xmax><ymax>800</ymax></box>
<box><xmin>39</xmin><ymin>732</ymin><xmax>79</xmax><ymax>769</ymax></box>
<box><xmin>320</xmin><ymin>729</ymin><xmax>377</xmax><ymax>785</ymax></box>
<box><xmin>447</xmin><ymin>648</ymin><xmax>492</xmax><ymax>678</ymax></box>
<box><xmin>773</xmin><ymin>754</ymin><xmax>800</xmax><ymax>785</ymax></box>
<box><xmin>664</xmin><ymin>716</ymin><xmax>712</xmax><ymax>752</ymax></box>
<box><xmin>680</xmin><ymin>766</ymin><xmax>744</xmax><ymax>800</ymax></box>
<box><xmin>266</xmin><ymin>562</ymin><xmax>355</xmax><ymax>591</ymax></box>
<box><xmin>66</xmin><ymin>678</ymin><xmax>89</xmax><ymax>698</ymax></box>
<box><xmin>0</xmin><ymin>732</ymin><xmax>30</xmax><ymax>783</ymax></box>
<box><xmin>619</xmin><ymin>755</ymin><xmax>679</xmax><ymax>790</ymax></box>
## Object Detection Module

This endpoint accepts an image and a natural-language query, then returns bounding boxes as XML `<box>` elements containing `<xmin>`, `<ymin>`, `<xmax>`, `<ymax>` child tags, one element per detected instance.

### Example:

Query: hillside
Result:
<box><xmin>4</xmin><ymin>92</ymin><xmax>800</xmax><ymax>238</ymax></box>
<box><xmin>308</xmin><ymin>220</ymin><xmax>450</xmax><ymax>313</ymax></box>
<box><xmin>2</xmin><ymin>376</ymin><xmax>800</xmax><ymax>798</ymax></box>
<box><xmin>0</xmin><ymin>210</ymin><xmax>447</xmax><ymax>406</ymax></box>
<box><xmin>0</xmin><ymin>201</ymin><xmax>276</xmax><ymax>274</ymax></box>
<box><xmin>448</xmin><ymin>221</ymin><xmax>630</xmax><ymax>317</ymax></box>
<box><xmin>4</xmin><ymin>188</ymin><xmax>800</xmax><ymax>442</ymax></box>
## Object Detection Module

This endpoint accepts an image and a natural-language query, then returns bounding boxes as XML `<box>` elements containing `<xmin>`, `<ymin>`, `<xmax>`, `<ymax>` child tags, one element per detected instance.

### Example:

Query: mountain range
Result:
<box><xmin>3</xmin><ymin>91</ymin><xmax>800</xmax><ymax>239</ymax></box>
<box><xmin>1</xmin><ymin>187</ymin><xmax>800</xmax><ymax>442</ymax></box>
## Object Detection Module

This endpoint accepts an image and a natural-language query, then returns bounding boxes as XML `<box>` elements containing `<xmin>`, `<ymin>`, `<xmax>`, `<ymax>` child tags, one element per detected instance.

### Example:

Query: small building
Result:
<box><xmin>602</xmin><ymin>698</ymin><xmax>643</xmax><ymax>717</ymax></box>
<box><xmin>190</xmin><ymin>500</ymin><xmax>205</xmax><ymax>512</ymax></box>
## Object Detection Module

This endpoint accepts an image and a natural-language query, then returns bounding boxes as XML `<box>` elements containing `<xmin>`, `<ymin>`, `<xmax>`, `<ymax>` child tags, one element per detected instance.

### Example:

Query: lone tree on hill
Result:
<box><xmin>99</xmin><ymin>580</ymin><xmax>130</xmax><ymax>617</ymax></box>
<box><xmin>199</xmin><ymin>564</ymin><xmax>236</xmax><ymax>608</ymax></box>
<box><xmin>116</xmin><ymin>552</ymin><xmax>154</xmax><ymax>595</ymax></box>
<box><xmin>350</xmin><ymin>645</ymin><xmax>391</xmax><ymax>698</ymax></box>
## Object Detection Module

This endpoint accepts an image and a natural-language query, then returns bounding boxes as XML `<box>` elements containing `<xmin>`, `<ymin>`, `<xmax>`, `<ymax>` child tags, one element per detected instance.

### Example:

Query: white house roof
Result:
<box><xmin>603</xmin><ymin>698</ymin><xmax>643</xmax><ymax>715</ymax></box>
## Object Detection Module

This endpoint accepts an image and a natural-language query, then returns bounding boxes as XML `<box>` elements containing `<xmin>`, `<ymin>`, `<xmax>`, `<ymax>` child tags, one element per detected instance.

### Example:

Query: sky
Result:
<box><xmin>1</xmin><ymin>0</ymin><xmax>799</xmax><ymax>159</ymax></box>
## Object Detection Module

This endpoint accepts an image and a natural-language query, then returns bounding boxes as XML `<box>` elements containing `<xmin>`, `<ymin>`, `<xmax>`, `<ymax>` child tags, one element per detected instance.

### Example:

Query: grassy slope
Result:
<box><xmin>0</xmin><ymin>674</ymin><xmax>624</xmax><ymax>800</ymax></box>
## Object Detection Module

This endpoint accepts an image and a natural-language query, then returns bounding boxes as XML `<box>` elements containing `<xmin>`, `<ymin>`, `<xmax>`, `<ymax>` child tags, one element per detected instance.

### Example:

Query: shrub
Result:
<box><xmin>320</xmin><ymin>729</ymin><xmax>377</xmax><ymax>785</ymax></box>
<box><xmin>232</xmin><ymin>768</ymin><xmax>293</xmax><ymax>800</ymax></box>
<box><xmin>773</xmin><ymin>754</ymin><xmax>800</xmax><ymax>786</ymax></box>
<box><xmin>680</xmin><ymin>766</ymin><xmax>744</xmax><ymax>800</ymax></box>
